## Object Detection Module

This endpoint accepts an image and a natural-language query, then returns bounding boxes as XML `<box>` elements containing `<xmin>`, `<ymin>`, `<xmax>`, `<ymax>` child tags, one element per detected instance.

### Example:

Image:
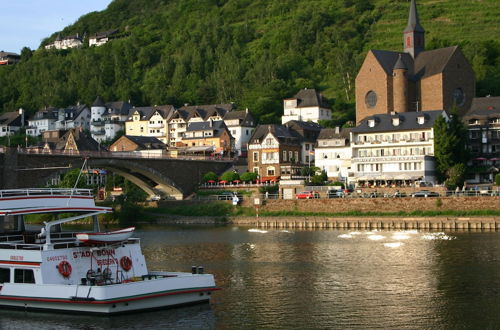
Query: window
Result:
<box><xmin>246</xmin><ymin>129</ymin><xmax>249</xmax><ymax>136</ymax></box>
<box><xmin>305</xmin><ymin>144</ymin><xmax>310</xmax><ymax>151</ymax></box>
<box><xmin>14</xmin><ymin>269</ymin><xmax>35</xmax><ymax>284</ymax></box>
<box><xmin>267</xmin><ymin>167</ymin><xmax>275</xmax><ymax>176</ymax></box>
<box><xmin>0</xmin><ymin>268</ymin><xmax>9</xmax><ymax>283</ymax></box>
<box><xmin>365</xmin><ymin>91</ymin><xmax>377</xmax><ymax>108</ymax></box>
<box><xmin>305</xmin><ymin>156</ymin><xmax>309</xmax><ymax>163</ymax></box>
<box><xmin>283</xmin><ymin>151</ymin><xmax>287</xmax><ymax>161</ymax></box>
<box><xmin>253</xmin><ymin>152</ymin><xmax>259</xmax><ymax>162</ymax></box>
<box><xmin>294</xmin><ymin>151</ymin><xmax>299</xmax><ymax>163</ymax></box>
<box><xmin>453</xmin><ymin>88</ymin><xmax>465</xmax><ymax>106</ymax></box>
<box><xmin>253</xmin><ymin>167</ymin><xmax>259</xmax><ymax>174</ymax></box>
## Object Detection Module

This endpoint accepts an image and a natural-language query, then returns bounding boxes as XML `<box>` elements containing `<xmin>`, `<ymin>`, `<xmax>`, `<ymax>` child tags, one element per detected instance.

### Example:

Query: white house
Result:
<box><xmin>26</xmin><ymin>107</ymin><xmax>59</xmax><ymax>136</ymax></box>
<box><xmin>223</xmin><ymin>109</ymin><xmax>256</xmax><ymax>156</ymax></box>
<box><xmin>55</xmin><ymin>104</ymin><xmax>90</xmax><ymax>131</ymax></box>
<box><xmin>350</xmin><ymin>110</ymin><xmax>448</xmax><ymax>186</ymax></box>
<box><xmin>0</xmin><ymin>109</ymin><xmax>25</xmax><ymax>137</ymax></box>
<box><xmin>89</xmin><ymin>29</ymin><xmax>119</xmax><ymax>47</ymax></box>
<box><xmin>45</xmin><ymin>34</ymin><xmax>83</xmax><ymax>50</ymax></box>
<box><xmin>281</xmin><ymin>88</ymin><xmax>331</xmax><ymax>124</ymax></box>
<box><xmin>90</xmin><ymin>96</ymin><xmax>133</xmax><ymax>142</ymax></box>
<box><xmin>315</xmin><ymin>127</ymin><xmax>352</xmax><ymax>182</ymax></box>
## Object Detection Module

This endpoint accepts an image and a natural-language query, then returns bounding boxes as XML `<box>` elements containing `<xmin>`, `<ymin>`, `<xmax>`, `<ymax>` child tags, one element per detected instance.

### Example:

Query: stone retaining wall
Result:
<box><xmin>258</xmin><ymin>196</ymin><xmax>500</xmax><ymax>213</ymax></box>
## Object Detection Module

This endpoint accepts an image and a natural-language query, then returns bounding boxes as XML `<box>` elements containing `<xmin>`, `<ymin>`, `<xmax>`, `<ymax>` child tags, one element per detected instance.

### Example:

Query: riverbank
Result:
<box><xmin>150</xmin><ymin>214</ymin><xmax>500</xmax><ymax>230</ymax></box>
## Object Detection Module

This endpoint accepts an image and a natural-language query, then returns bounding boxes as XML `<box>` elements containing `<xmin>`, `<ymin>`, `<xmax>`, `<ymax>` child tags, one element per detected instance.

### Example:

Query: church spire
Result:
<box><xmin>403</xmin><ymin>0</ymin><xmax>425</xmax><ymax>58</ymax></box>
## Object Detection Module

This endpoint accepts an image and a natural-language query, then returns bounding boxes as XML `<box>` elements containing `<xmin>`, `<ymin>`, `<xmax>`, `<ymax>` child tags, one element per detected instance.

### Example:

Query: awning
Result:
<box><xmin>261</xmin><ymin>176</ymin><xmax>280</xmax><ymax>182</ymax></box>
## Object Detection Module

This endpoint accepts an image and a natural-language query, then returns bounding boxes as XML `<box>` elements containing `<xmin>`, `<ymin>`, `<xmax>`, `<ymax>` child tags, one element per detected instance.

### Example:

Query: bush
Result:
<box><xmin>240</xmin><ymin>172</ymin><xmax>257</xmax><ymax>182</ymax></box>
<box><xmin>496</xmin><ymin>174</ymin><xmax>500</xmax><ymax>186</ymax></box>
<box><xmin>329</xmin><ymin>181</ymin><xmax>345</xmax><ymax>189</ymax></box>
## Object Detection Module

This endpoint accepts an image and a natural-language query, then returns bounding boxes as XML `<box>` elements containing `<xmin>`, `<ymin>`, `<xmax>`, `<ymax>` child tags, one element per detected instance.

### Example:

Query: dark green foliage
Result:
<box><xmin>0</xmin><ymin>0</ymin><xmax>498</xmax><ymax>124</ymax></box>
<box><xmin>58</xmin><ymin>168</ymin><xmax>91</xmax><ymax>189</ymax></box>
<box><xmin>495</xmin><ymin>174</ymin><xmax>500</xmax><ymax>186</ymax></box>
<box><xmin>202</xmin><ymin>171</ymin><xmax>219</xmax><ymax>182</ymax></box>
<box><xmin>220</xmin><ymin>171</ymin><xmax>239</xmax><ymax>182</ymax></box>
<box><xmin>259</xmin><ymin>185</ymin><xmax>279</xmax><ymax>194</ymax></box>
<box><xmin>434</xmin><ymin>111</ymin><xmax>468</xmax><ymax>183</ymax></box>
<box><xmin>240</xmin><ymin>171</ymin><xmax>257</xmax><ymax>182</ymax></box>
<box><xmin>311</xmin><ymin>170</ymin><xmax>328</xmax><ymax>185</ymax></box>
<box><xmin>444</xmin><ymin>163</ymin><xmax>467</xmax><ymax>190</ymax></box>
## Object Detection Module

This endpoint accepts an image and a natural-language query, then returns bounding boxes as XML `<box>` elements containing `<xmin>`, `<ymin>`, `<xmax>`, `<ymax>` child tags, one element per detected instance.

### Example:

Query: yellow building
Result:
<box><xmin>125</xmin><ymin>105</ymin><xmax>175</xmax><ymax>144</ymax></box>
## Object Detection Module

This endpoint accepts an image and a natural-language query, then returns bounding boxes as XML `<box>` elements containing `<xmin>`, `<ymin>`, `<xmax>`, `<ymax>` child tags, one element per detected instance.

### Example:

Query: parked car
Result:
<box><xmin>295</xmin><ymin>191</ymin><xmax>320</xmax><ymax>199</ymax></box>
<box><xmin>150</xmin><ymin>195</ymin><xmax>161</xmax><ymax>201</ymax></box>
<box><xmin>327</xmin><ymin>190</ymin><xmax>345</xmax><ymax>198</ymax></box>
<box><xmin>415</xmin><ymin>181</ymin><xmax>434</xmax><ymax>187</ymax></box>
<box><xmin>411</xmin><ymin>190</ymin><xmax>440</xmax><ymax>198</ymax></box>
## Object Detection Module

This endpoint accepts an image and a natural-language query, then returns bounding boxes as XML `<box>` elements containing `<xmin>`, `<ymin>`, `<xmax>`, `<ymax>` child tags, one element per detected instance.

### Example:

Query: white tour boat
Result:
<box><xmin>0</xmin><ymin>188</ymin><xmax>219</xmax><ymax>314</ymax></box>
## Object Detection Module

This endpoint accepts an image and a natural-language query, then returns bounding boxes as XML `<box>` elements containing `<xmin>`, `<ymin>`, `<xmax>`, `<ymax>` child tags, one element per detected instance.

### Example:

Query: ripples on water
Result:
<box><xmin>6</xmin><ymin>226</ymin><xmax>500</xmax><ymax>329</ymax></box>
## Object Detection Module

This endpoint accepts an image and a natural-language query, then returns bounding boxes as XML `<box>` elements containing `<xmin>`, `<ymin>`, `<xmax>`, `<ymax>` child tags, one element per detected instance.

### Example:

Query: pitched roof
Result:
<box><xmin>0</xmin><ymin>111</ymin><xmax>23</xmax><ymax>126</ymax></box>
<box><xmin>370</xmin><ymin>50</ymin><xmax>414</xmax><ymax>76</ymax></box>
<box><xmin>287</xmin><ymin>89</ymin><xmax>329</xmax><ymax>108</ymax></box>
<box><xmin>223</xmin><ymin>110</ymin><xmax>255</xmax><ymax>127</ymax></box>
<box><xmin>90</xmin><ymin>29</ymin><xmax>119</xmax><ymax>39</ymax></box>
<box><xmin>63</xmin><ymin>104</ymin><xmax>89</xmax><ymax>120</ymax></box>
<box><xmin>105</xmin><ymin>101</ymin><xmax>133</xmax><ymax>116</ymax></box>
<box><xmin>122</xmin><ymin>135</ymin><xmax>165</xmax><ymax>149</ymax></box>
<box><xmin>92</xmin><ymin>96</ymin><xmax>105</xmax><ymax>107</ymax></box>
<box><xmin>249</xmin><ymin>124</ymin><xmax>300</xmax><ymax>145</ymax></box>
<box><xmin>178</xmin><ymin>104</ymin><xmax>235</xmax><ymax>120</ymax></box>
<box><xmin>351</xmin><ymin>110</ymin><xmax>444</xmax><ymax>133</ymax></box>
<box><xmin>184</xmin><ymin>120</ymin><xmax>228</xmax><ymax>138</ymax></box>
<box><xmin>414</xmin><ymin>46</ymin><xmax>458</xmax><ymax>79</ymax></box>
<box><xmin>317</xmin><ymin>127</ymin><xmax>351</xmax><ymax>140</ymax></box>
<box><xmin>464</xmin><ymin>97</ymin><xmax>500</xmax><ymax>118</ymax></box>
<box><xmin>55</xmin><ymin>128</ymin><xmax>101</xmax><ymax>151</ymax></box>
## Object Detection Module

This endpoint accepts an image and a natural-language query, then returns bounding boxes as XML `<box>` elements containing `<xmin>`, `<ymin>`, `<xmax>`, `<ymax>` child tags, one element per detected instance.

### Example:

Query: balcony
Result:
<box><xmin>149</xmin><ymin>123</ymin><xmax>164</xmax><ymax>128</ymax></box>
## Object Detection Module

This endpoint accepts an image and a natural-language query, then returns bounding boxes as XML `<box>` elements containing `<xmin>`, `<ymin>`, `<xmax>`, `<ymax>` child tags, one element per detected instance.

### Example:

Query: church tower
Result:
<box><xmin>403</xmin><ymin>0</ymin><xmax>425</xmax><ymax>58</ymax></box>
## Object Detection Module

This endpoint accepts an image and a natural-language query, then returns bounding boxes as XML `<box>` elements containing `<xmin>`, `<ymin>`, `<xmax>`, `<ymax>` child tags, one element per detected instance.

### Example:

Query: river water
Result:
<box><xmin>1</xmin><ymin>225</ymin><xmax>500</xmax><ymax>329</ymax></box>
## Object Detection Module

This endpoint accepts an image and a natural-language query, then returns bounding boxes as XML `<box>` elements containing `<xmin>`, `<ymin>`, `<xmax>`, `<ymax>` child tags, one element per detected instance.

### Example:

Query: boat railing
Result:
<box><xmin>0</xmin><ymin>188</ymin><xmax>93</xmax><ymax>198</ymax></box>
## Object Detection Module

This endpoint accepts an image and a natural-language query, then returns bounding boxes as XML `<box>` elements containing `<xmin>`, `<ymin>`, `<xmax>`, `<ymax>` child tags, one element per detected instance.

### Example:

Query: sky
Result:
<box><xmin>0</xmin><ymin>0</ymin><xmax>113</xmax><ymax>53</ymax></box>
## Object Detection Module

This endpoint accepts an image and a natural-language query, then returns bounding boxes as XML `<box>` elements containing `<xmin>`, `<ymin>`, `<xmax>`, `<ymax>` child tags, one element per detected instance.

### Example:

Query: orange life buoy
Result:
<box><xmin>120</xmin><ymin>256</ymin><xmax>133</xmax><ymax>272</ymax></box>
<box><xmin>58</xmin><ymin>260</ymin><xmax>72</xmax><ymax>278</ymax></box>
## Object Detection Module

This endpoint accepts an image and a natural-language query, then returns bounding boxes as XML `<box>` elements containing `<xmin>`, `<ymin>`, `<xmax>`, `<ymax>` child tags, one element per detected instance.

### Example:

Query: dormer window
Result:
<box><xmin>392</xmin><ymin>118</ymin><xmax>400</xmax><ymax>126</ymax></box>
<box><xmin>417</xmin><ymin>116</ymin><xmax>425</xmax><ymax>125</ymax></box>
<box><xmin>368</xmin><ymin>119</ymin><xmax>375</xmax><ymax>128</ymax></box>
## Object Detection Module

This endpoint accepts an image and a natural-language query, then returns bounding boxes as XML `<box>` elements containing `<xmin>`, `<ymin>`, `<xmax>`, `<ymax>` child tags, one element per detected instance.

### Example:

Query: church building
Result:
<box><xmin>355</xmin><ymin>0</ymin><xmax>475</xmax><ymax>124</ymax></box>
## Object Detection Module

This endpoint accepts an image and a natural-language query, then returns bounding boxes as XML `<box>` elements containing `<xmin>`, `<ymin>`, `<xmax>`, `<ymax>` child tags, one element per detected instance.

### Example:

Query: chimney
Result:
<box><xmin>19</xmin><ymin>108</ymin><xmax>25</xmax><ymax>127</ymax></box>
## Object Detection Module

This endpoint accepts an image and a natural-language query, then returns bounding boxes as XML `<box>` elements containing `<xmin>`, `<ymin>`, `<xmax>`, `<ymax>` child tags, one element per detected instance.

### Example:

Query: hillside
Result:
<box><xmin>0</xmin><ymin>0</ymin><xmax>499</xmax><ymax>125</ymax></box>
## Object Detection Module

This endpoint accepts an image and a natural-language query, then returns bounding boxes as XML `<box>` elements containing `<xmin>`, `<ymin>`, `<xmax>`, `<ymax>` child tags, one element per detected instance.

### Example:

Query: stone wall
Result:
<box><xmin>259</xmin><ymin>196</ymin><xmax>500</xmax><ymax>213</ymax></box>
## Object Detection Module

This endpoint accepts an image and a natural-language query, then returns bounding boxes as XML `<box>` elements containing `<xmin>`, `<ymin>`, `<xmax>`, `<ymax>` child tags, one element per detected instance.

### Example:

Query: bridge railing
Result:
<box><xmin>8</xmin><ymin>147</ymin><xmax>235</xmax><ymax>162</ymax></box>
<box><xmin>0</xmin><ymin>188</ymin><xmax>93</xmax><ymax>198</ymax></box>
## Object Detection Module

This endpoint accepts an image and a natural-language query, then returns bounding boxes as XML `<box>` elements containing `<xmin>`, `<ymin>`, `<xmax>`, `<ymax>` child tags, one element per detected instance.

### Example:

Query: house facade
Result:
<box><xmin>355</xmin><ymin>0</ymin><xmax>475</xmax><ymax>124</ymax></box>
<box><xmin>125</xmin><ymin>105</ymin><xmax>175</xmax><ymax>145</ymax></box>
<box><xmin>281</xmin><ymin>88</ymin><xmax>331</xmax><ymax>124</ymax></box>
<box><xmin>26</xmin><ymin>107</ymin><xmax>59</xmax><ymax>136</ymax></box>
<box><xmin>90</xmin><ymin>97</ymin><xmax>133</xmax><ymax>142</ymax></box>
<box><xmin>0</xmin><ymin>51</ymin><xmax>20</xmax><ymax>65</ymax></box>
<box><xmin>168</xmin><ymin>104</ymin><xmax>234</xmax><ymax>147</ymax></box>
<box><xmin>284</xmin><ymin>120</ymin><xmax>322</xmax><ymax>165</ymax></box>
<box><xmin>55</xmin><ymin>104</ymin><xmax>90</xmax><ymax>131</ymax></box>
<box><xmin>110</xmin><ymin>135</ymin><xmax>165</xmax><ymax>153</ymax></box>
<box><xmin>0</xmin><ymin>109</ymin><xmax>26</xmax><ymax>137</ymax></box>
<box><xmin>315</xmin><ymin>127</ymin><xmax>352</xmax><ymax>182</ymax></box>
<box><xmin>223</xmin><ymin>109</ymin><xmax>256</xmax><ymax>156</ymax></box>
<box><xmin>247</xmin><ymin>125</ymin><xmax>302</xmax><ymax>181</ymax></box>
<box><xmin>463</xmin><ymin>96</ymin><xmax>500</xmax><ymax>183</ymax></box>
<box><xmin>350</xmin><ymin>110</ymin><xmax>446</xmax><ymax>185</ymax></box>
<box><xmin>181</xmin><ymin>120</ymin><xmax>233</xmax><ymax>156</ymax></box>
<box><xmin>89</xmin><ymin>29</ymin><xmax>119</xmax><ymax>47</ymax></box>
<box><xmin>45</xmin><ymin>34</ymin><xmax>83</xmax><ymax>50</ymax></box>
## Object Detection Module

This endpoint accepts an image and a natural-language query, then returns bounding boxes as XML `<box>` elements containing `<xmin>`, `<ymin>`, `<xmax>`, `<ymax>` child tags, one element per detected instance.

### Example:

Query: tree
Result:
<box><xmin>202</xmin><ymin>171</ymin><xmax>219</xmax><ymax>182</ymax></box>
<box><xmin>433</xmin><ymin>110</ymin><xmax>468</xmax><ymax>183</ymax></box>
<box><xmin>240</xmin><ymin>171</ymin><xmax>257</xmax><ymax>182</ymax></box>
<box><xmin>220</xmin><ymin>171</ymin><xmax>239</xmax><ymax>182</ymax></box>
<box><xmin>444</xmin><ymin>163</ymin><xmax>467</xmax><ymax>190</ymax></box>
<box><xmin>58</xmin><ymin>169</ymin><xmax>91</xmax><ymax>189</ymax></box>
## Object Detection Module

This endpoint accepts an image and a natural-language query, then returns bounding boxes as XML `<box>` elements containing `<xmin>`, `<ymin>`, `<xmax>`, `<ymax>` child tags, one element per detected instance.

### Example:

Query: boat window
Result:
<box><xmin>14</xmin><ymin>269</ymin><xmax>35</xmax><ymax>284</ymax></box>
<box><xmin>0</xmin><ymin>268</ymin><xmax>10</xmax><ymax>283</ymax></box>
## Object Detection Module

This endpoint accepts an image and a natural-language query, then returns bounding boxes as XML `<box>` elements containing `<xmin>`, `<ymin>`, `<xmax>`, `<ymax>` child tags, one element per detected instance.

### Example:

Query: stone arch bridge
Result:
<box><xmin>0</xmin><ymin>149</ymin><xmax>233</xmax><ymax>199</ymax></box>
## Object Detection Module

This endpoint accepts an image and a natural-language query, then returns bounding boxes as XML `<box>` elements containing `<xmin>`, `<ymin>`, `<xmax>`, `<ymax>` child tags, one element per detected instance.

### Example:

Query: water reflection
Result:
<box><xmin>3</xmin><ymin>226</ymin><xmax>500</xmax><ymax>329</ymax></box>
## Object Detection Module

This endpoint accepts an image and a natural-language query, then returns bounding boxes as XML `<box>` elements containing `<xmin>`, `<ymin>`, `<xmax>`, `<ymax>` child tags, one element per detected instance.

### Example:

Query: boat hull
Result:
<box><xmin>0</xmin><ymin>273</ymin><xmax>218</xmax><ymax>314</ymax></box>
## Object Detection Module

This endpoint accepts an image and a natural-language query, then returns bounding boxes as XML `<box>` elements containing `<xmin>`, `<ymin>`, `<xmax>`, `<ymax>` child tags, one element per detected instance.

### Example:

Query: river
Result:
<box><xmin>1</xmin><ymin>225</ymin><xmax>500</xmax><ymax>329</ymax></box>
